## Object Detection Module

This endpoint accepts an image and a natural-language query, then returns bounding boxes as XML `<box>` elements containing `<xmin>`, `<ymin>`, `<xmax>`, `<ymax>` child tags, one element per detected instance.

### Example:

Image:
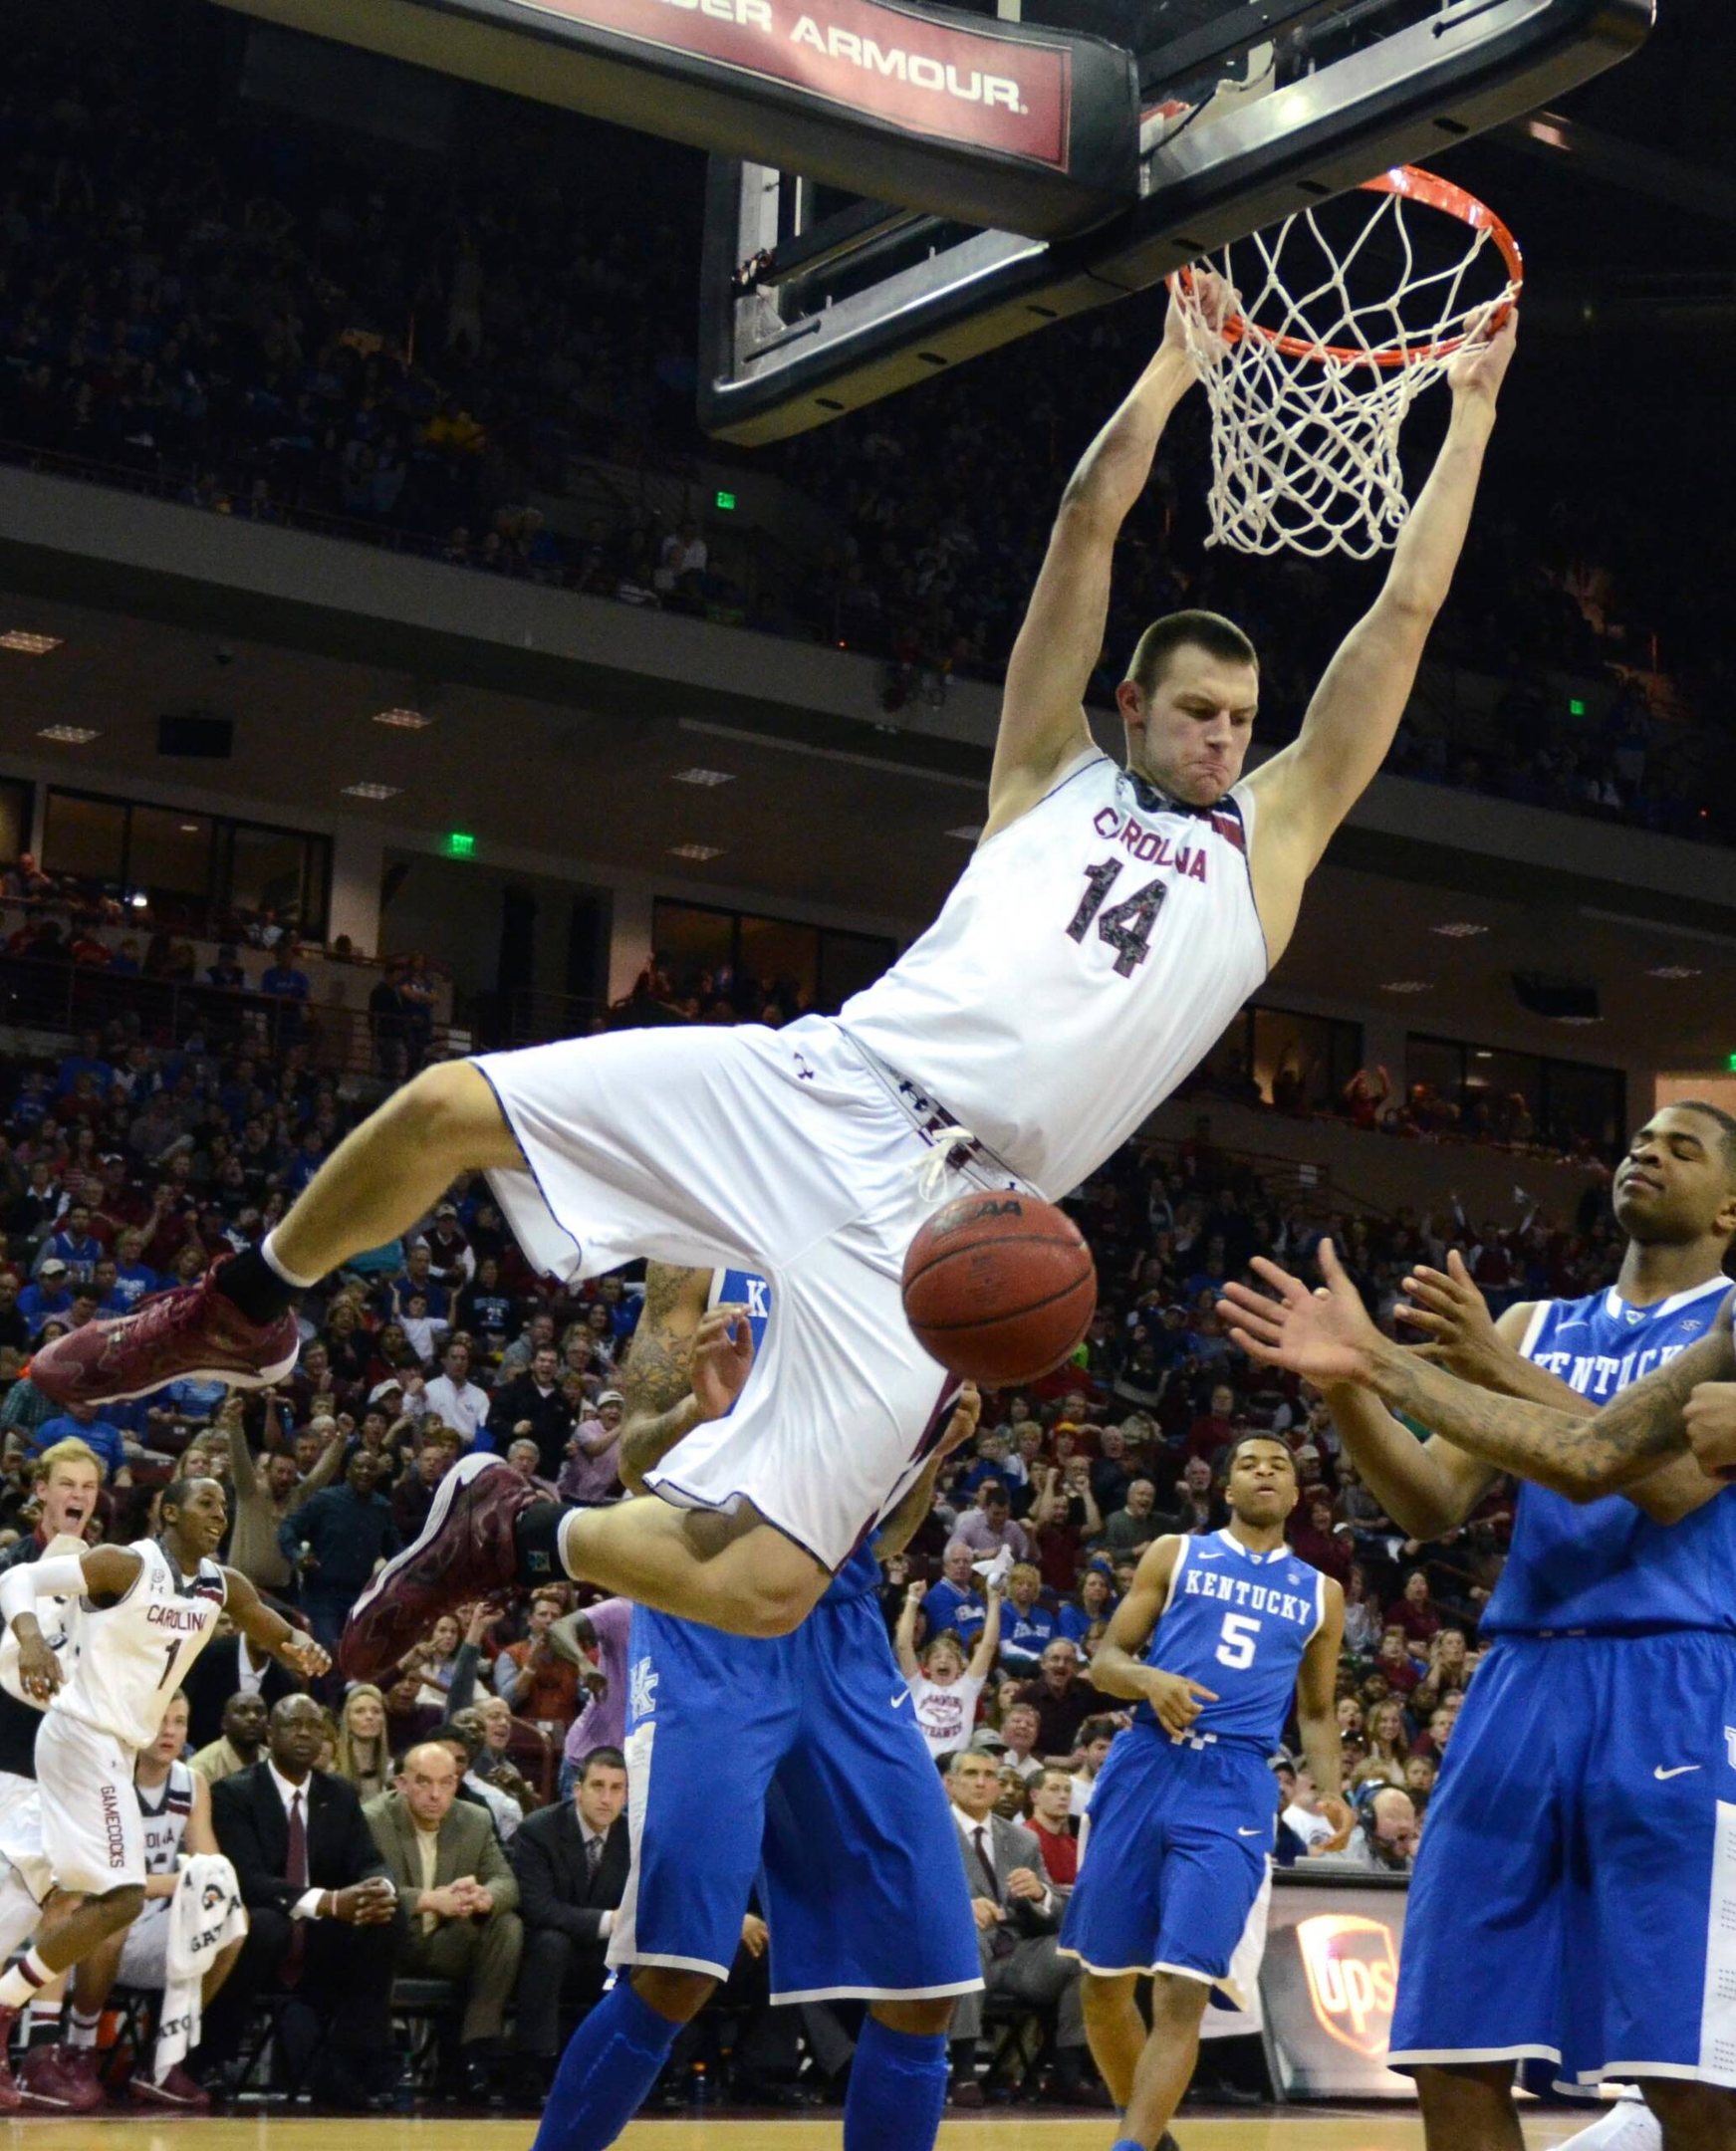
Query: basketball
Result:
<box><xmin>901</xmin><ymin>1191</ymin><xmax>1098</xmax><ymax>1386</ymax></box>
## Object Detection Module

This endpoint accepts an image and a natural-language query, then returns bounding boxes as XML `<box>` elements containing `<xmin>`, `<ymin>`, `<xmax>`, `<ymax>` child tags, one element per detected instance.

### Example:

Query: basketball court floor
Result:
<box><xmin>20</xmin><ymin>2110</ymin><xmax>1610</xmax><ymax>2148</ymax></box>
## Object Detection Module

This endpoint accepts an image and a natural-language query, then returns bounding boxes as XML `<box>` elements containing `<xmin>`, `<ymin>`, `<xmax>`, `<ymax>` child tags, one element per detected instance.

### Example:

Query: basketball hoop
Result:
<box><xmin>1168</xmin><ymin>167</ymin><xmax>1523</xmax><ymax>560</ymax></box>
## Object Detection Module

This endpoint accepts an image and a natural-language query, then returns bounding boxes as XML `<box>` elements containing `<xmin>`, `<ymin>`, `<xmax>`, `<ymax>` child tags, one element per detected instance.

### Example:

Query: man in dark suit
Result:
<box><xmin>182</xmin><ymin>1627</ymin><xmax>301</xmax><ymax>1752</ymax></box>
<box><xmin>203</xmin><ymin>1694</ymin><xmax>400</xmax><ymax>2107</ymax></box>
<box><xmin>508</xmin><ymin>1745</ymin><xmax>629</xmax><ymax>2089</ymax></box>
<box><xmin>943</xmin><ymin>1747</ymin><xmax>1088</xmax><ymax>2107</ymax></box>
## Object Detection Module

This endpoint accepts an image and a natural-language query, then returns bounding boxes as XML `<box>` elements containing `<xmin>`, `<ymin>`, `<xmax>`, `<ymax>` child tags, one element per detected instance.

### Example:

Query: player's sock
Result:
<box><xmin>531</xmin><ymin>1979</ymin><xmax>679</xmax><ymax>2151</ymax></box>
<box><xmin>26</xmin><ymin>1999</ymin><xmax>62</xmax><ymax>2047</ymax></box>
<box><xmin>0</xmin><ymin>1949</ymin><xmax>55</xmax><ymax>2013</ymax></box>
<box><xmin>844</xmin><ymin>2018</ymin><xmax>947</xmax><ymax>2151</ymax></box>
<box><xmin>514</xmin><ymin>1500</ymin><xmax>568</xmax><ymax>1585</ymax></box>
<box><xmin>66</xmin><ymin>2010</ymin><xmax>100</xmax><ymax>2050</ymax></box>
<box><xmin>215</xmin><ymin>1243</ymin><xmax>304</xmax><ymax>1323</ymax></box>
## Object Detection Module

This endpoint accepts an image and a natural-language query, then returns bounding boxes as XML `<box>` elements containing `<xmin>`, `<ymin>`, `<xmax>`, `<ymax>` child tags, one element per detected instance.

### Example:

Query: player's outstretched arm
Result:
<box><xmin>0</xmin><ymin>1546</ymin><xmax>141</xmax><ymax>1699</ymax></box>
<box><xmin>874</xmin><ymin>1384</ymin><xmax>982</xmax><ymax>1561</ymax></box>
<box><xmin>1294</xmin><ymin>1579</ymin><xmax>1348</xmax><ymax>1821</ymax></box>
<box><xmin>967</xmin><ymin>1580</ymin><xmax>1004</xmax><ymax>1683</ymax></box>
<box><xmin>984</xmin><ymin>297</ymin><xmax>1200</xmax><ymax>840</ymax></box>
<box><xmin>1222</xmin><ymin>1241</ymin><xmax>1736</xmax><ymax>1500</ymax></box>
<box><xmin>1090</xmin><ymin>1535</ymin><xmax>1217</xmax><ymax>1738</ymax></box>
<box><xmin>221</xmin><ymin>1566</ymin><xmax>330</xmax><ymax>1680</ymax></box>
<box><xmin>1243</xmin><ymin>315</ymin><xmax>1517</xmax><ymax>904</ymax></box>
<box><xmin>616</xmin><ymin>1263</ymin><xmax>743</xmax><ymax>1495</ymax></box>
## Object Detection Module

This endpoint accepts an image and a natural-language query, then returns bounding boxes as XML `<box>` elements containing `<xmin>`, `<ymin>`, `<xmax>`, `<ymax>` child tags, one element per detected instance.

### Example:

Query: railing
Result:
<box><xmin>0</xmin><ymin>952</ymin><xmax>456</xmax><ymax>1084</ymax></box>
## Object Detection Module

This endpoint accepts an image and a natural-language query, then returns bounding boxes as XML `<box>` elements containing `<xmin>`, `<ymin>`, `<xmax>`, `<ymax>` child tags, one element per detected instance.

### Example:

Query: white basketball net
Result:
<box><xmin>1171</xmin><ymin>174</ymin><xmax>1521</xmax><ymax>559</ymax></box>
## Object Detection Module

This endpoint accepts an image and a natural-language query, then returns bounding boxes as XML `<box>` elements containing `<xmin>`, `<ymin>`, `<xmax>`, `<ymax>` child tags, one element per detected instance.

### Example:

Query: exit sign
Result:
<box><xmin>715</xmin><ymin>490</ymin><xmax>736</xmax><ymax>511</ymax></box>
<box><xmin>447</xmin><ymin>832</ymin><xmax>477</xmax><ymax>859</ymax></box>
<box><xmin>1568</xmin><ymin>697</ymin><xmax>1587</xmax><ymax>717</ymax></box>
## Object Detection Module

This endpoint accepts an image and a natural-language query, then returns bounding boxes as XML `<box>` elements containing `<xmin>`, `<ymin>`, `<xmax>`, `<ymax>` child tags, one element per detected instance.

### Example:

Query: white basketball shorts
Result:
<box><xmin>476</xmin><ymin>1016</ymin><xmax>1024</xmax><ymax>1571</ymax></box>
<box><xmin>0</xmin><ymin>1771</ymin><xmax>52</xmax><ymax>1903</ymax></box>
<box><xmin>35</xmin><ymin>1712</ymin><xmax>144</xmax><ymax>1894</ymax></box>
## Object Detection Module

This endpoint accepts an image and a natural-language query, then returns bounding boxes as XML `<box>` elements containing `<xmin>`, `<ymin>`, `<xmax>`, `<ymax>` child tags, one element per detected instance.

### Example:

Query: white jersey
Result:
<box><xmin>51</xmin><ymin>1540</ymin><xmax>227</xmax><ymax>1752</ymax></box>
<box><xmin>841</xmin><ymin>751</ymin><xmax>1269</xmax><ymax>1195</ymax></box>
<box><xmin>136</xmin><ymin>1759</ymin><xmax>195</xmax><ymax>1880</ymax></box>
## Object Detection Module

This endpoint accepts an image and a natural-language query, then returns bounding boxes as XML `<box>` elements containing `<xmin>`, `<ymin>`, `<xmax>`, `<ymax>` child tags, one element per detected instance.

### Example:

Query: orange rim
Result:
<box><xmin>1171</xmin><ymin>165</ymin><xmax>1524</xmax><ymax>369</ymax></box>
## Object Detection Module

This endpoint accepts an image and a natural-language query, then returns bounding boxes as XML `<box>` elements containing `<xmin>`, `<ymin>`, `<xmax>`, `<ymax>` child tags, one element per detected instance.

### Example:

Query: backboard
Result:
<box><xmin>698</xmin><ymin>0</ymin><xmax>1653</xmax><ymax>442</ymax></box>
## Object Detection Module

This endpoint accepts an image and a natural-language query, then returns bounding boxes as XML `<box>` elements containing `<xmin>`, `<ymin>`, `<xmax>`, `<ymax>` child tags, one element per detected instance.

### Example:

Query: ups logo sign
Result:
<box><xmin>1296</xmin><ymin>1914</ymin><xmax>1398</xmax><ymax>2058</ymax></box>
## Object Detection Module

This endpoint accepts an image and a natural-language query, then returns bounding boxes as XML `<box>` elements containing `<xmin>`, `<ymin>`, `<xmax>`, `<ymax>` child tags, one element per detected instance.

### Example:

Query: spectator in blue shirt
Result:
<box><xmin>281</xmin><ymin>1450</ymin><xmax>402</xmax><ymax>1651</ymax></box>
<box><xmin>999</xmin><ymin>1562</ymin><xmax>1059</xmax><ymax>1672</ymax></box>
<box><xmin>384</xmin><ymin>1242</ymin><xmax>449</xmax><ymax>1322</ymax></box>
<box><xmin>260</xmin><ymin>938</ymin><xmax>311</xmax><ymax>1001</ymax></box>
<box><xmin>919</xmin><ymin>1539</ymin><xmax>986</xmax><ymax>1648</ymax></box>
<box><xmin>56</xmin><ymin>1031</ymin><xmax>111</xmax><ymax>1098</ymax></box>
<box><xmin>111</xmin><ymin>1229</ymin><xmax>161</xmax><ymax>1312</ymax></box>
<box><xmin>36</xmin><ymin>1205</ymin><xmax>103</xmax><ymax>1285</ymax></box>
<box><xmin>285</xmin><ymin>1128</ymin><xmax>326</xmax><ymax>1196</ymax></box>
<box><xmin>163</xmin><ymin>1374</ymin><xmax>228</xmax><ymax>1427</ymax></box>
<box><xmin>25</xmin><ymin>1402</ymin><xmax>129</xmax><ymax>1485</ymax></box>
<box><xmin>17</xmin><ymin>1261</ymin><xmax>74</xmax><ymax>1335</ymax></box>
<box><xmin>1057</xmin><ymin>1562</ymin><xmax>1117</xmax><ymax>1645</ymax></box>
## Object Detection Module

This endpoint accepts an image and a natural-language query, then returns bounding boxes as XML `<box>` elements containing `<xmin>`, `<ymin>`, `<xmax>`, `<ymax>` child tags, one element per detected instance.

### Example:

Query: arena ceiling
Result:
<box><xmin>4</xmin><ymin>594</ymin><xmax>1735</xmax><ymax>1074</ymax></box>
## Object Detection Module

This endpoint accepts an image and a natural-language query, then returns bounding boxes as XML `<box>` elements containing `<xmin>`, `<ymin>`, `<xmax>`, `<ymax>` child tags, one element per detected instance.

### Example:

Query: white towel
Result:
<box><xmin>155</xmin><ymin>1853</ymin><xmax>248</xmax><ymax>2076</ymax></box>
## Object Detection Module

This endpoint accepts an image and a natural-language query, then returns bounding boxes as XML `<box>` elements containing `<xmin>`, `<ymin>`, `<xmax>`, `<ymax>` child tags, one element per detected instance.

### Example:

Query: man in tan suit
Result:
<box><xmin>366</xmin><ymin>1741</ymin><xmax>523</xmax><ymax>2096</ymax></box>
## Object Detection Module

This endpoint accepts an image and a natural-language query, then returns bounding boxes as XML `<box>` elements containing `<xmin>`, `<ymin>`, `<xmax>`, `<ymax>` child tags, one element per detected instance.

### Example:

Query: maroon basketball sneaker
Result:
<box><xmin>339</xmin><ymin>1453</ymin><xmax>539</xmax><ymax>1682</ymax></box>
<box><xmin>26</xmin><ymin>1262</ymin><xmax>299</xmax><ymax>1409</ymax></box>
<box><xmin>127</xmin><ymin>2064</ymin><xmax>210</xmax><ymax>2112</ymax></box>
<box><xmin>0</xmin><ymin>2009</ymin><xmax>22</xmax><ymax>2112</ymax></box>
<box><xmin>18</xmin><ymin>2043</ymin><xmax>105</xmax><ymax>2113</ymax></box>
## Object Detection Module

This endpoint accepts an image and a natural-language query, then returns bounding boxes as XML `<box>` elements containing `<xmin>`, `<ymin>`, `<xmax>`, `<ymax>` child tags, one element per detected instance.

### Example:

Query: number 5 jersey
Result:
<box><xmin>840</xmin><ymin>751</ymin><xmax>1266</xmax><ymax>1200</ymax></box>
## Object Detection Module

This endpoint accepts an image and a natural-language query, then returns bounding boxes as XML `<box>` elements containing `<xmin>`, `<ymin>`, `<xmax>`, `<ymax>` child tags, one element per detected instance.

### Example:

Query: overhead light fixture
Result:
<box><xmin>1554</xmin><ymin>1015</ymin><xmax>1604</xmax><ymax>1026</ymax></box>
<box><xmin>179</xmin><ymin>823</ymin><xmax>200</xmax><ymax>834</ymax></box>
<box><xmin>947</xmin><ymin>826</ymin><xmax>984</xmax><ymax>841</ymax></box>
<box><xmin>342</xmin><ymin>781</ymin><xmax>401</xmax><ymax>801</ymax></box>
<box><xmin>667</xmin><ymin>842</ymin><xmax>725</xmax><ymax>861</ymax></box>
<box><xmin>373</xmin><ymin>707</ymin><xmax>432</xmax><ymax>730</ymax></box>
<box><xmin>2</xmin><ymin>631</ymin><xmax>63</xmax><ymax>655</ymax></box>
<box><xmin>1378</xmin><ymin>981</ymin><xmax>1432</xmax><ymax>994</ymax></box>
<box><xmin>1646</xmin><ymin>965</ymin><xmax>1701</xmax><ymax>980</ymax></box>
<box><xmin>1474</xmin><ymin>1051</ymin><xmax>1493</xmax><ymax>1060</ymax></box>
<box><xmin>670</xmin><ymin>768</ymin><xmax>735</xmax><ymax>788</ymax></box>
<box><xmin>37</xmin><ymin>724</ymin><xmax>99</xmax><ymax>744</ymax></box>
<box><xmin>1430</xmin><ymin>922</ymin><xmax>1487</xmax><ymax>938</ymax></box>
<box><xmin>128</xmin><ymin>892</ymin><xmax>149</xmax><ymax>909</ymax></box>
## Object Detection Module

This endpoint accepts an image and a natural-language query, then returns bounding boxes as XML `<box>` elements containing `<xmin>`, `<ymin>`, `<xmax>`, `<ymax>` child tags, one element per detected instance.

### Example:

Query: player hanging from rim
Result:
<box><xmin>1060</xmin><ymin>1435</ymin><xmax>1346</xmax><ymax>2151</ymax></box>
<box><xmin>0</xmin><ymin>1476</ymin><xmax>328</xmax><ymax>2108</ymax></box>
<box><xmin>1217</xmin><ymin>1098</ymin><xmax>1736</xmax><ymax>2148</ymax></box>
<box><xmin>525</xmin><ymin>1262</ymin><xmax>983</xmax><ymax>2151</ymax></box>
<box><xmin>29</xmin><ymin>286</ymin><xmax>1518</xmax><ymax>1683</ymax></box>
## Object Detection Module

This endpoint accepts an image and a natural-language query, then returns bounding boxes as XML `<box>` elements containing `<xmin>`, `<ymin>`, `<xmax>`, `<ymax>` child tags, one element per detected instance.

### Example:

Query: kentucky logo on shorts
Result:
<box><xmin>628</xmin><ymin>1657</ymin><xmax>659</xmax><ymax>1729</ymax></box>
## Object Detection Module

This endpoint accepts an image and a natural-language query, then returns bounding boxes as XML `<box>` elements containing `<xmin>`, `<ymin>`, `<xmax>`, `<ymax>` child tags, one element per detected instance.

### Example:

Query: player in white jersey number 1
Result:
<box><xmin>32</xmin><ymin>287</ymin><xmax>1517</xmax><ymax>1679</ymax></box>
<box><xmin>0</xmin><ymin>1475</ymin><xmax>327</xmax><ymax>2096</ymax></box>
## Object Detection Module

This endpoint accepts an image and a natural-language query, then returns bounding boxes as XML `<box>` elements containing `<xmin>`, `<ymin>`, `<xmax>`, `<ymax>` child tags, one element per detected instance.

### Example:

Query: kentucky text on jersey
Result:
<box><xmin>1178</xmin><ymin>1564</ymin><xmax>1316</xmax><ymax>1627</ymax></box>
<box><xmin>1485</xmin><ymin>1277</ymin><xmax>1736</xmax><ymax>1637</ymax></box>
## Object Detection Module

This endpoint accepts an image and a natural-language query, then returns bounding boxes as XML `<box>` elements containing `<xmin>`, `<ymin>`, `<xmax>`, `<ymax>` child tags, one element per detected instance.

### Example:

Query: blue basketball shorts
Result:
<box><xmin>1058</xmin><ymin>1728</ymin><xmax>1276</xmax><ymax>2008</ymax></box>
<box><xmin>1389</xmin><ymin>1629</ymin><xmax>1736</xmax><ymax>2087</ymax></box>
<box><xmin>609</xmin><ymin>1592</ymin><xmax>981</xmax><ymax>2004</ymax></box>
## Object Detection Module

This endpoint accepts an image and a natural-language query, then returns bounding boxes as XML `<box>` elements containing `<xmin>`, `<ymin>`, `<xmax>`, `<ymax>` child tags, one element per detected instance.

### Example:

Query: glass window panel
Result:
<box><xmin>1542</xmin><ymin>1060</ymin><xmax>1625</xmax><ymax>1153</ymax></box>
<box><xmin>1195</xmin><ymin>1011</ymin><xmax>1256</xmax><ymax>1100</ymax></box>
<box><xmin>0</xmin><ymin>781</ymin><xmax>28</xmax><ymax>864</ymax></box>
<box><xmin>1252</xmin><ymin>1008</ymin><xmax>1349</xmax><ymax>1111</ymax></box>
<box><xmin>42</xmin><ymin>791</ymin><xmax>124</xmax><ymax>882</ymax></box>
<box><xmin>1460</xmin><ymin>1047</ymin><xmax>1542</xmax><ymax>1144</ymax></box>
<box><xmin>128</xmin><ymin>807</ymin><xmax>214</xmax><ymax>898</ymax></box>
<box><xmin>818</xmin><ymin>930</ymin><xmax>894</xmax><ymax>1012</ymax></box>
<box><xmin>1405</xmin><ymin>1035</ymin><xmax>1466</xmax><ymax>1121</ymax></box>
<box><xmin>737</xmin><ymin>915</ymin><xmax>821</xmax><ymax>1006</ymax></box>
<box><xmin>652</xmin><ymin>902</ymin><xmax>735</xmax><ymax>998</ymax></box>
<box><xmin>227</xmin><ymin>824</ymin><xmax>309</xmax><ymax>929</ymax></box>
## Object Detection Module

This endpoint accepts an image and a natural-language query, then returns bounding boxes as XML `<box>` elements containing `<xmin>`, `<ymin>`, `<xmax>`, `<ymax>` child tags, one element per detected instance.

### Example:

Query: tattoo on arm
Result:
<box><xmin>617</xmin><ymin>1264</ymin><xmax>707</xmax><ymax>1489</ymax></box>
<box><xmin>1370</xmin><ymin>1320</ymin><xmax>1735</xmax><ymax>1499</ymax></box>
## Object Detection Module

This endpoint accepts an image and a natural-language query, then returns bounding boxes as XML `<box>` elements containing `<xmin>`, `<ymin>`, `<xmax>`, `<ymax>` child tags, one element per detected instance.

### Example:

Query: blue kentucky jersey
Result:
<box><xmin>1483</xmin><ymin>1275</ymin><xmax>1736</xmax><ymax>1637</ymax></box>
<box><xmin>709</xmin><ymin>1268</ymin><xmax>878</xmax><ymax>1602</ymax></box>
<box><xmin>1133</xmin><ymin>1531</ymin><xmax>1324</xmax><ymax>1750</ymax></box>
